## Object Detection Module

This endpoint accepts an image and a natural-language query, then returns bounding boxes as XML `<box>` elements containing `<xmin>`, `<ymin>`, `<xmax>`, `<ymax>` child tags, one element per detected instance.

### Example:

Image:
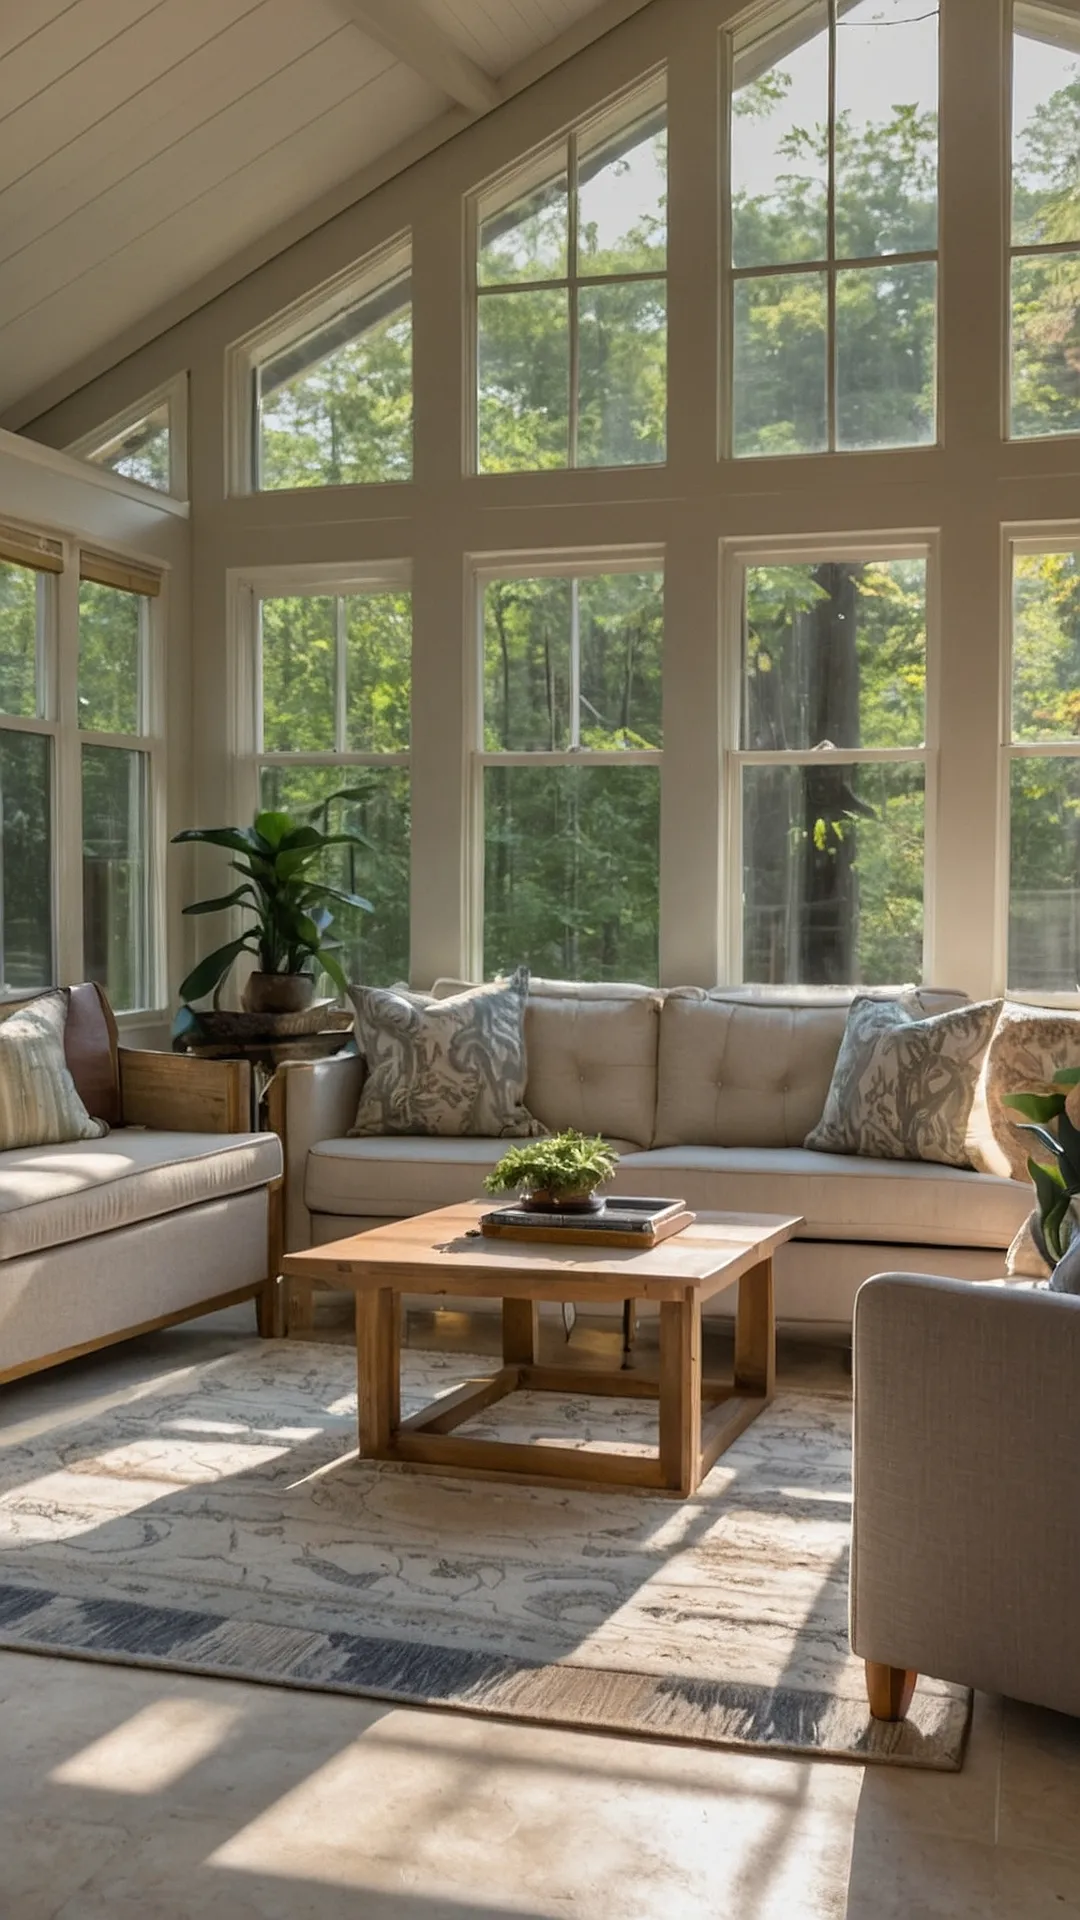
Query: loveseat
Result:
<box><xmin>0</xmin><ymin>984</ymin><xmax>283</xmax><ymax>1384</ymax></box>
<box><xmin>274</xmin><ymin>981</ymin><xmax>1032</xmax><ymax>1336</ymax></box>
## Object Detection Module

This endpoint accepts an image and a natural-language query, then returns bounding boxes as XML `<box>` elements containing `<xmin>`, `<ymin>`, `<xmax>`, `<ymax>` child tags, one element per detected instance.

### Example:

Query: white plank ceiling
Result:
<box><xmin>0</xmin><ymin>0</ymin><xmax>636</xmax><ymax>420</ymax></box>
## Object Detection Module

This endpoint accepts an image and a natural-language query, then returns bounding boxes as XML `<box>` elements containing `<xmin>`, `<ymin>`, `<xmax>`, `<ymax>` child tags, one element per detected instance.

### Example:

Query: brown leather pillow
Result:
<box><xmin>63</xmin><ymin>983</ymin><xmax>121</xmax><ymax>1128</ymax></box>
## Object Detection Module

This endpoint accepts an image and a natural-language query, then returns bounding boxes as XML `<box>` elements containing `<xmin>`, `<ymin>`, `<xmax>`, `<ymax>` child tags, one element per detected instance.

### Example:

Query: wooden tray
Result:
<box><xmin>479</xmin><ymin>1197</ymin><xmax>694</xmax><ymax>1250</ymax></box>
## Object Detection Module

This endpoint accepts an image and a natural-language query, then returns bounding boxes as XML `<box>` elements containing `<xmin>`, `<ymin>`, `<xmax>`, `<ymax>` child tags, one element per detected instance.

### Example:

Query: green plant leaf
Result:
<box><xmin>253</xmin><ymin>810</ymin><xmax>293</xmax><ymax>849</ymax></box>
<box><xmin>181</xmin><ymin>885</ymin><xmax>257</xmax><ymax>916</ymax></box>
<box><xmin>298</xmin><ymin>884</ymin><xmax>373</xmax><ymax>915</ymax></box>
<box><xmin>1016</xmin><ymin>1121</ymin><xmax>1066</xmax><ymax>1160</ymax></box>
<box><xmin>484</xmin><ymin>1130</ymin><xmax>619</xmax><ymax>1197</ymax></box>
<box><xmin>316</xmin><ymin>948</ymin><xmax>349</xmax><ymax>994</ymax></box>
<box><xmin>172</xmin><ymin>826</ymin><xmax>266</xmax><ymax>857</ymax></box>
<box><xmin>275</xmin><ymin>826</ymin><xmax>323</xmax><ymax>854</ymax></box>
<box><xmin>1054</xmin><ymin>1068</ymin><xmax>1080</xmax><ymax>1088</ymax></box>
<box><xmin>1056</xmin><ymin>1109</ymin><xmax>1080</xmax><ymax>1188</ymax></box>
<box><xmin>177</xmin><ymin>935</ymin><xmax>258</xmax><ymax>1004</ymax></box>
<box><xmin>1046</xmin><ymin>1190</ymin><xmax>1074</xmax><ymax>1262</ymax></box>
<box><xmin>1003</xmin><ymin>1091</ymin><xmax>1067</xmax><ymax>1122</ymax></box>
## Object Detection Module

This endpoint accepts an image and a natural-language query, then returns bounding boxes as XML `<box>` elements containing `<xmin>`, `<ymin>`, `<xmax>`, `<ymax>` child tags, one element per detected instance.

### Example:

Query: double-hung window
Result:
<box><xmin>1011</xmin><ymin>5</ymin><xmax>1080</xmax><ymax>439</ymax></box>
<box><xmin>0</xmin><ymin>529</ymin><xmax>60</xmax><ymax>992</ymax></box>
<box><xmin>729</xmin><ymin>546</ymin><xmax>930</xmax><ymax>985</ymax></box>
<box><xmin>1007</xmin><ymin>539</ymin><xmax>1080</xmax><ymax>990</ymax></box>
<box><xmin>477</xmin><ymin>560</ymin><xmax>663</xmax><ymax>981</ymax></box>
<box><xmin>473</xmin><ymin>79</ymin><xmax>667</xmax><ymax>472</ymax></box>
<box><xmin>78</xmin><ymin>555</ymin><xmax>161</xmax><ymax>1013</ymax></box>
<box><xmin>253</xmin><ymin>574</ymin><xmax>411</xmax><ymax>986</ymax></box>
<box><xmin>728</xmin><ymin>0</ymin><xmax>939</xmax><ymax>456</ymax></box>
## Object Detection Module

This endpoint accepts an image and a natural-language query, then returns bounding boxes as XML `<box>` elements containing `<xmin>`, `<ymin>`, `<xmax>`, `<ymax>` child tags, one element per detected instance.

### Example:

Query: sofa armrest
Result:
<box><xmin>119</xmin><ymin>1049</ymin><xmax>252</xmax><ymax>1134</ymax></box>
<box><xmin>851</xmin><ymin>1273</ymin><xmax>1080</xmax><ymax>1715</ymax></box>
<box><xmin>266</xmin><ymin>1054</ymin><xmax>365</xmax><ymax>1255</ymax></box>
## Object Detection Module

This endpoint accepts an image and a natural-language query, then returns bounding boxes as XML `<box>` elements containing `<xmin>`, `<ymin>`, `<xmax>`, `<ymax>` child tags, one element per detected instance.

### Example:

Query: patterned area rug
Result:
<box><xmin>0</xmin><ymin>1342</ymin><xmax>969</xmax><ymax>1768</ymax></box>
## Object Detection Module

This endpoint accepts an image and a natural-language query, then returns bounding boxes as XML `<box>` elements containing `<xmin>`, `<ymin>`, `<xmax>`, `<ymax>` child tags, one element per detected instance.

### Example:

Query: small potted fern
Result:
<box><xmin>484</xmin><ymin>1130</ymin><xmax>618</xmax><ymax>1215</ymax></box>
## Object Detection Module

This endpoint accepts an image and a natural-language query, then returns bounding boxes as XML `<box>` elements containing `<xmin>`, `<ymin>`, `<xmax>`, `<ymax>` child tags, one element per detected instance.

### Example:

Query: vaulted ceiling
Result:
<box><xmin>0</xmin><ymin>0</ymin><xmax>648</xmax><ymax>424</ymax></box>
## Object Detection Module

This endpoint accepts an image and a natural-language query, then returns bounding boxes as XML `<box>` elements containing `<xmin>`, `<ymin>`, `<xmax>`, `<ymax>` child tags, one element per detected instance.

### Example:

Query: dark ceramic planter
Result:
<box><xmin>519</xmin><ymin>1189</ymin><xmax>605</xmax><ymax>1215</ymax></box>
<box><xmin>242</xmin><ymin>971</ymin><xmax>315</xmax><ymax>1016</ymax></box>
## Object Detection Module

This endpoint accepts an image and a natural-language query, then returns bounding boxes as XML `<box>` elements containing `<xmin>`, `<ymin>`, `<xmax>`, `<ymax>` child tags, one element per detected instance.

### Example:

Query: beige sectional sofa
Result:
<box><xmin>275</xmin><ymin>980</ymin><xmax>1032</xmax><ymax>1335</ymax></box>
<box><xmin>0</xmin><ymin>985</ymin><xmax>283</xmax><ymax>1384</ymax></box>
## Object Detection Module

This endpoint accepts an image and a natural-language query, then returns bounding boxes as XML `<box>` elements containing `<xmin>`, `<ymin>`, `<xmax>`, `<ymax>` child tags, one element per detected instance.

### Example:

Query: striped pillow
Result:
<box><xmin>0</xmin><ymin>992</ymin><xmax>108</xmax><ymax>1150</ymax></box>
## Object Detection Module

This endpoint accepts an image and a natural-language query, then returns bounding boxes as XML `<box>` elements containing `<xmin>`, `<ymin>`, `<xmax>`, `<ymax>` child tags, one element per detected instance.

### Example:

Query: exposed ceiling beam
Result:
<box><xmin>338</xmin><ymin>0</ymin><xmax>499</xmax><ymax>114</ymax></box>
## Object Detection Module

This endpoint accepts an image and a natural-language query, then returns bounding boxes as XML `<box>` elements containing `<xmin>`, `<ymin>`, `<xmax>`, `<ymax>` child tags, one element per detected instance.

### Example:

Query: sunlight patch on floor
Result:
<box><xmin>50</xmin><ymin>1697</ymin><xmax>244</xmax><ymax>1794</ymax></box>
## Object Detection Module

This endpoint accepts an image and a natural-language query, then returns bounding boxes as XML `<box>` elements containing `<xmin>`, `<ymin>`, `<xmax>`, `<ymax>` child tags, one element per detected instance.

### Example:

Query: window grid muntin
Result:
<box><xmin>474</xmin><ymin>555</ymin><xmax>663</xmax><ymax>979</ymax></box>
<box><xmin>1005</xmin><ymin>535</ymin><xmax>1080</xmax><ymax>992</ymax></box>
<box><xmin>473</xmin><ymin>91</ymin><xmax>668</xmax><ymax>473</ymax></box>
<box><xmin>727</xmin><ymin>540</ymin><xmax>933</xmax><ymax>983</ymax></box>
<box><xmin>727</xmin><ymin>0</ymin><xmax>940</xmax><ymax>457</ymax></box>
<box><xmin>76</xmin><ymin>581</ymin><xmax>160</xmax><ymax>1012</ymax></box>
<box><xmin>1008</xmin><ymin>5</ymin><xmax>1080</xmax><ymax>440</ymax></box>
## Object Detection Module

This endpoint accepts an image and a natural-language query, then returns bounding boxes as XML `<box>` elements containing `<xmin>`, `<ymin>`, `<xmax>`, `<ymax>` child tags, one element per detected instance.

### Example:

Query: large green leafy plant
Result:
<box><xmin>173</xmin><ymin>801</ymin><xmax>372</xmax><ymax>1004</ymax></box>
<box><xmin>1003</xmin><ymin>1070</ymin><xmax>1080</xmax><ymax>1263</ymax></box>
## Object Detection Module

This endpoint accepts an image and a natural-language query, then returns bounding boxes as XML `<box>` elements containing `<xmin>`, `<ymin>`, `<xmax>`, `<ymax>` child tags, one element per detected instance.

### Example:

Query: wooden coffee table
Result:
<box><xmin>282</xmin><ymin>1203</ymin><xmax>802</xmax><ymax>1496</ymax></box>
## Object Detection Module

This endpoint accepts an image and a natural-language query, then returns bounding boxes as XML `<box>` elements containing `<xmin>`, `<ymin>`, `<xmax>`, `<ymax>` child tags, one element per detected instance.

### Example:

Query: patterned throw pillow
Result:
<box><xmin>0</xmin><ymin>992</ymin><xmax>108</xmax><ymax>1151</ymax></box>
<box><xmin>348</xmin><ymin>967</ymin><xmax>542</xmax><ymax>1138</ymax></box>
<box><xmin>804</xmin><ymin>995</ymin><xmax>1002</xmax><ymax>1166</ymax></box>
<box><xmin>978</xmin><ymin>1004</ymin><xmax>1080</xmax><ymax>1180</ymax></box>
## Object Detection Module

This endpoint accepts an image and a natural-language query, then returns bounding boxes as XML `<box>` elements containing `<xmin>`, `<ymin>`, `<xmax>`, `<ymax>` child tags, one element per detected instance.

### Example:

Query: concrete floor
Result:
<box><xmin>1</xmin><ymin>1303</ymin><xmax>1078</xmax><ymax>1920</ymax></box>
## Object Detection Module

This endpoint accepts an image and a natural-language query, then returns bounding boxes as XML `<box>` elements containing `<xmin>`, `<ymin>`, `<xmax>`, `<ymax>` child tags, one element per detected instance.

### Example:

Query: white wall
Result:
<box><xmin>16</xmin><ymin>0</ymin><xmax>1080</xmax><ymax>1002</ymax></box>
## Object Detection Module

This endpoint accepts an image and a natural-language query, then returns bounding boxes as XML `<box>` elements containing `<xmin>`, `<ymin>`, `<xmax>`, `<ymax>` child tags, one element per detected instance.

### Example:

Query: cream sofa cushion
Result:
<box><xmin>431</xmin><ymin>978</ymin><xmax>661</xmax><ymax>1147</ymax></box>
<box><xmin>0</xmin><ymin>991</ymin><xmax>107</xmax><ymax>1150</ymax></box>
<box><xmin>611</xmin><ymin>1146</ymin><xmax>1029</xmax><ymax>1249</ymax></box>
<box><xmin>0</xmin><ymin>1129</ymin><xmax>282</xmax><ymax>1262</ymax></box>
<box><xmin>305</xmin><ymin>1134</ymin><xmax>641</xmax><ymax>1218</ymax></box>
<box><xmin>654</xmin><ymin>988</ymin><xmax>968</xmax><ymax>1150</ymax></box>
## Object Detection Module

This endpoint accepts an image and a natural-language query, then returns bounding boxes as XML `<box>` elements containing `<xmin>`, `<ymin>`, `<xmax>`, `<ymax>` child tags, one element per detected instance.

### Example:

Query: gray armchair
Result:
<box><xmin>850</xmin><ymin>1272</ymin><xmax>1080</xmax><ymax>1722</ymax></box>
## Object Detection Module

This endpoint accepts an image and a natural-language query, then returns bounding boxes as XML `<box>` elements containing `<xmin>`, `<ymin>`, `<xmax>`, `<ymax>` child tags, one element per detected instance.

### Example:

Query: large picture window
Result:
<box><xmin>1008</xmin><ymin>542</ymin><xmax>1080</xmax><ymax>990</ymax></box>
<box><xmin>1011</xmin><ymin>5</ymin><xmax>1080</xmax><ymax>440</ymax></box>
<box><xmin>478</xmin><ymin>563</ymin><xmax>662</xmax><ymax>980</ymax></box>
<box><xmin>728</xmin><ymin>0</ymin><xmax>939</xmax><ymax>456</ymax></box>
<box><xmin>473</xmin><ymin>81</ymin><xmax>667</xmax><ymax>473</ymax></box>
<box><xmin>255</xmin><ymin>578</ymin><xmax>411</xmax><ymax>985</ymax></box>
<box><xmin>731</xmin><ymin>548</ymin><xmax>929</xmax><ymax>983</ymax></box>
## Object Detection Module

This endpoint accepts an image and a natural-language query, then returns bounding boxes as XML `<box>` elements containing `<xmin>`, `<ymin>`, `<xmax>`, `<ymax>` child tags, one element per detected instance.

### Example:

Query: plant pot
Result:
<box><xmin>519</xmin><ymin>1188</ymin><xmax>605</xmax><ymax>1216</ymax></box>
<box><xmin>241</xmin><ymin>971</ymin><xmax>314</xmax><ymax>1016</ymax></box>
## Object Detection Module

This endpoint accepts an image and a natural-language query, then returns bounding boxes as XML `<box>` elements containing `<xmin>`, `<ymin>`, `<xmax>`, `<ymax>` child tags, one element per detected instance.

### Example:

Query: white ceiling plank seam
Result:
<box><xmin>337</xmin><ymin>0</ymin><xmax>500</xmax><ymax>111</ymax></box>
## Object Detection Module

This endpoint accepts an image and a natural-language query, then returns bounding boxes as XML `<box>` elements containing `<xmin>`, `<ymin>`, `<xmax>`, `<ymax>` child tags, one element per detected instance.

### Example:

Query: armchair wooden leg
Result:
<box><xmin>865</xmin><ymin>1661</ymin><xmax>917</xmax><ymax>1721</ymax></box>
<box><xmin>255</xmin><ymin>1277</ymin><xmax>285</xmax><ymax>1339</ymax></box>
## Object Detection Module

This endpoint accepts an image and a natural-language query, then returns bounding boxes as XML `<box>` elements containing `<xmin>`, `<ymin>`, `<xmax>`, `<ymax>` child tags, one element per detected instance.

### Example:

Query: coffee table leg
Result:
<box><xmin>502</xmin><ymin>1298</ymin><xmax>539</xmax><ymax>1366</ymax></box>
<box><xmin>356</xmin><ymin>1286</ymin><xmax>400</xmax><ymax>1455</ymax></box>
<box><xmin>734</xmin><ymin>1257</ymin><xmax>776</xmax><ymax>1397</ymax></box>
<box><xmin>659</xmin><ymin>1297</ymin><xmax>702</xmax><ymax>1495</ymax></box>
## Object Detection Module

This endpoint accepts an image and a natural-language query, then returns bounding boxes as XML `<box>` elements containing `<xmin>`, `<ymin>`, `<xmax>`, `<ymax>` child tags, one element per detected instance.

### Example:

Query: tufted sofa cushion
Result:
<box><xmin>654</xmin><ymin>988</ymin><xmax>969</xmax><ymax>1149</ymax></box>
<box><xmin>432</xmin><ymin>978</ymin><xmax>661</xmax><ymax>1147</ymax></box>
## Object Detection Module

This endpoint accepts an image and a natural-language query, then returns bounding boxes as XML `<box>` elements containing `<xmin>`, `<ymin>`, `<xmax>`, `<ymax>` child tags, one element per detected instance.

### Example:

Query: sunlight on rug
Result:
<box><xmin>0</xmin><ymin>1342</ymin><xmax>969</xmax><ymax>1768</ymax></box>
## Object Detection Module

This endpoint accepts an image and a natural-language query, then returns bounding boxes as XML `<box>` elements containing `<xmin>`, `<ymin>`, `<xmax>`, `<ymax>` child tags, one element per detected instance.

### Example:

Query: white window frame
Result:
<box><xmin>723</xmin><ymin>0</ymin><xmax>942</xmax><ymax>459</ymax></box>
<box><xmin>467</xmin><ymin>71</ymin><xmax>668</xmax><ymax>476</ymax></box>
<box><xmin>224</xmin><ymin>235</ymin><xmax>413</xmax><ymax>498</ymax></box>
<box><xmin>0</xmin><ymin>531</ymin><xmax>166</xmax><ymax>1012</ymax></box>
<box><xmin>1008</xmin><ymin>1</ymin><xmax>1080</xmax><ymax>442</ymax></box>
<box><xmin>75</xmin><ymin>563</ymin><xmax>167</xmax><ymax>1016</ymax></box>
<box><xmin>1001</xmin><ymin>523</ymin><xmax>1080</xmax><ymax>1003</ymax></box>
<box><xmin>66</xmin><ymin>373</ymin><xmax>188</xmax><ymax>501</ymax></box>
<box><xmin>722</xmin><ymin>533</ymin><xmax>940</xmax><ymax>985</ymax></box>
<box><xmin>469</xmin><ymin>545</ymin><xmax>665</xmax><ymax>981</ymax></box>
